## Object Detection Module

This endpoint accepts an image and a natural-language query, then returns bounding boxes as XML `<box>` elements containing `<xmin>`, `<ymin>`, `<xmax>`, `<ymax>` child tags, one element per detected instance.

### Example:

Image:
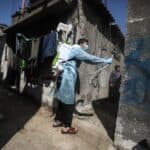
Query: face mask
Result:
<box><xmin>83</xmin><ymin>44</ymin><xmax>89</xmax><ymax>51</ymax></box>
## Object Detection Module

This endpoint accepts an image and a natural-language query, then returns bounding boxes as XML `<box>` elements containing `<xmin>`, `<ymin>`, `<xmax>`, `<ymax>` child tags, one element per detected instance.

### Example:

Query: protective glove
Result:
<box><xmin>105</xmin><ymin>57</ymin><xmax>113</xmax><ymax>64</ymax></box>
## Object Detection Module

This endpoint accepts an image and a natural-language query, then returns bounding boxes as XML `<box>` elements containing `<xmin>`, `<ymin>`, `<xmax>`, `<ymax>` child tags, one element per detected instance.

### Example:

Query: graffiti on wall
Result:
<box><xmin>120</xmin><ymin>36</ymin><xmax>150</xmax><ymax>104</ymax></box>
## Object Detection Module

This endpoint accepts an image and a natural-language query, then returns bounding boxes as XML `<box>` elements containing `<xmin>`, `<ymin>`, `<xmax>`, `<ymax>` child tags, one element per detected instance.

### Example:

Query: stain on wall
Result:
<box><xmin>115</xmin><ymin>0</ymin><xmax>150</xmax><ymax>147</ymax></box>
<box><xmin>120</xmin><ymin>36</ymin><xmax>150</xmax><ymax>104</ymax></box>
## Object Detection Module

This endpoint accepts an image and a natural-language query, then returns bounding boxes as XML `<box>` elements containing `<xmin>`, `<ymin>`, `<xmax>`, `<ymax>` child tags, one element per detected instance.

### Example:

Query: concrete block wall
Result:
<box><xmin>114</xmin><ymin>0</ymin><xmax>150</xmax><ymax>149</ymax></box>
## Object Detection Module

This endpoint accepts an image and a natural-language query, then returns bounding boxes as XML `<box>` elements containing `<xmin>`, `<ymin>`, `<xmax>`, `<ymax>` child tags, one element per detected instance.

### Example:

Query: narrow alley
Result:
<box><xmin>0</xmin><ymin>0</ymin><xmax>150</xmax><ymax>149</ymax></box>
<box><xmin>0</xmin><ymin>85</ymin><xmax>115</xmax><ymax>150</ymax></box>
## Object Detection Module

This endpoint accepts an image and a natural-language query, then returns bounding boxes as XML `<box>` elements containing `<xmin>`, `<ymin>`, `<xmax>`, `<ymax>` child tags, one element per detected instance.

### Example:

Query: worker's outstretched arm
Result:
<box><xmin>72</xmin><ymin>48</ymin><xmax>112</xmax><ymax>64</ymax></box>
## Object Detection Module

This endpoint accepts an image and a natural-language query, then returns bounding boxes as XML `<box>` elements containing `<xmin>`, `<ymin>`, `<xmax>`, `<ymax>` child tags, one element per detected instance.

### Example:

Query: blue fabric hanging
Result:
<box><xmin>41</xmin><ymin>31</ymin><xmax>57</xmax><ymax>62</ymax></box>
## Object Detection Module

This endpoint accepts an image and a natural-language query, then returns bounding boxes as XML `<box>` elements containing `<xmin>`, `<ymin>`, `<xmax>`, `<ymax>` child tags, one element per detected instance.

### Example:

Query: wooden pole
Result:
<box><xmin>21</xmin><ymin>0</ymin><xmax>26</xmax><ymax>15</ymax></box>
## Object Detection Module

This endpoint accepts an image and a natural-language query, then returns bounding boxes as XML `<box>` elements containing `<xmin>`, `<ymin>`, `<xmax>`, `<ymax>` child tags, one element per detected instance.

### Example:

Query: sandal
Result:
<box><xmin>61</xmin><ymin>127</ymin><xmax>78</xmax><ymax>134</ymax></box>
<box><xmin>53</xmin><ymin>120</ymin><xmax>64</xmax><ymax>127</ymax></box>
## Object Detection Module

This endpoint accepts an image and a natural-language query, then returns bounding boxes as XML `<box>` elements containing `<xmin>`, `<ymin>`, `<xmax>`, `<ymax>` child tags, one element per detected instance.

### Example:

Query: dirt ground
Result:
<box><xmin>0</xmin><ymin>85</ymin><xmax>115</xmax><ymax>150</ymax></box>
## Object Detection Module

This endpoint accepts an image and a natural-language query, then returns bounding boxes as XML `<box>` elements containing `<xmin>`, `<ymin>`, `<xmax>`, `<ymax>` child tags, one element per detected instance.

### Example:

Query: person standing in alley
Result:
<box><xmin>109</xmin><ymin>65</ymin><xmax>121</xmax><ymax>101</ymax></box>
<box><xmin>53</xmin><ymin>38</ymin><xmax>113</xmax><ymax>134</ymax></box>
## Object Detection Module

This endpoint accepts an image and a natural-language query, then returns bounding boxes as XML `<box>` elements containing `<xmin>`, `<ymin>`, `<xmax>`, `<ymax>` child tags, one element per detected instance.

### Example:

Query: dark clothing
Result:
<box><xmin>109</xmin><ymin>86</ymin><xmax>120</xmax><ymax>101</ymax></box>
<box><xmin>109</xmin><ymin>70</ymin><xmax>121</xmax><ymax>101</ymax></box>
<box><xmin>16</xmin><ymin>34</ymin><xmax>31</xmax><ymax>60</ymax></box>
<box><xmin>109</xmin><ymin>70</ymin><xmax>121</xmax><ymax>89</ymax></box>
<box><xmin>54</xmin><ymin>100</ymin><xmax>74</xmax><ymax>127</ymax></box>
<box><xmin>41</xmin><ymin>31</ymin><xmax>57</xmax><ymax>62</ymax></box>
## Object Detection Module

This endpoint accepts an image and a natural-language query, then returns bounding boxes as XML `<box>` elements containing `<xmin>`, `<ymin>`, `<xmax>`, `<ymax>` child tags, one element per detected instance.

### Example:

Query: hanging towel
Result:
<box><xmin>41</xmin><ymin>31</ymin><xmax>57</xmax><ymax>62</ymax></box>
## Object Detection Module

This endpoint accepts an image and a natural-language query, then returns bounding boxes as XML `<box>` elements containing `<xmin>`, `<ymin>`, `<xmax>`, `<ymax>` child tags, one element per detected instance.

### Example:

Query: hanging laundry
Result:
<box><xmin>28</xmin><ymin>38</ymin><xmax>40</xmax><ymax>77</ymax></box>
<box><xmin>41</xmin><ymin>31</ymin><xmax>57</xmax><ymax>62</ymax></box>
<box><xmin>16</xmin><ymin>33</ymin><xmax>32</xmax><ymax>60</ymax></box>
<box><xmin>57</xmin><ymin>23</ymin><xmax>73</xmax><ymax>33</ymax></box>
<box><xmin>20</xmin><ymin>59</ymin><xmax>27</xmax><ymax>71</ymax></box>
<box><xmin>31</xmin><ymin>38</ymin><xmax>40</xmax><ymax>59</ymax></box>
<box><xmin>57</xmin><ymin>22</ymin><xmax>73</xmax><ymax>43</ymax></box>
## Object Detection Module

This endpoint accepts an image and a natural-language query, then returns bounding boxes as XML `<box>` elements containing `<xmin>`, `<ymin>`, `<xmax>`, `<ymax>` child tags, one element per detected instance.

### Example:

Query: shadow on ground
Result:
<box><xmin>0</xmin><ymin>85</ymin><xmax>41</xmax><ymax>148</ymax></box>
<box><xmin>92</xmin><ymin>97</ymin><xmax>119</xmax><ymax>141</ymax></box>
<box><xmin>132</xmin><ymin>139</ymin><xmax>150</xmax><ymax>150</ymax></box>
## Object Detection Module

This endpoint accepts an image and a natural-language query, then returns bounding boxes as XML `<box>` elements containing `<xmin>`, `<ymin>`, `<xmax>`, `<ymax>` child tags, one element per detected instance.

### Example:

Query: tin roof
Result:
<box><xmin>4</xmin><ymin>0</ymin><xmax>73</xmax><ymax>33</ymax></box>
<box><xmin>4</xmin><ymin>0</ymin><xmax>124</xmax><ymax>46</ymax></box>
<box><xmin>85</xmin><ymin>0</ymin><xmax>115</xmax><ymax>23</ymax></box>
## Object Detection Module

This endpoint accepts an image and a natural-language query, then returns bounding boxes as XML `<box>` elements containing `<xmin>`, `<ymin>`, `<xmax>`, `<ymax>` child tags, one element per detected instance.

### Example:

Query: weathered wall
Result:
<box><xmin>115</xmin><ymin>0</ymin><xmax>150</xmax><ymax>149</ymax></box>
<box><xmin>76</xmin><ymin>0</ymin><xmax>124</xmax><ymax>104</ymax></box>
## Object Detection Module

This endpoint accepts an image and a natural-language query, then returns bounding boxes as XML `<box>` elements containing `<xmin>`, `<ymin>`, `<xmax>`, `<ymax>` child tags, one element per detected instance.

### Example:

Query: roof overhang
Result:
<box><xmin>85</xmin><ymin>0</ymin><xmax>115</xmax><ymax>23</ymax></box>
<box><xmin>4</xmin><ymin>0</ymin><xmax>76</xmax><ymax>33</ymax></box>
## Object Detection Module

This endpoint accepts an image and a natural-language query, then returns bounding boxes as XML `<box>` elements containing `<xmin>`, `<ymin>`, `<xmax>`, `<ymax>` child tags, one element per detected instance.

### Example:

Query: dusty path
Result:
<box><xmin>0</xmin><ymin>85</ymin><xmax>115</xmax><ymax>150</ymax></box>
